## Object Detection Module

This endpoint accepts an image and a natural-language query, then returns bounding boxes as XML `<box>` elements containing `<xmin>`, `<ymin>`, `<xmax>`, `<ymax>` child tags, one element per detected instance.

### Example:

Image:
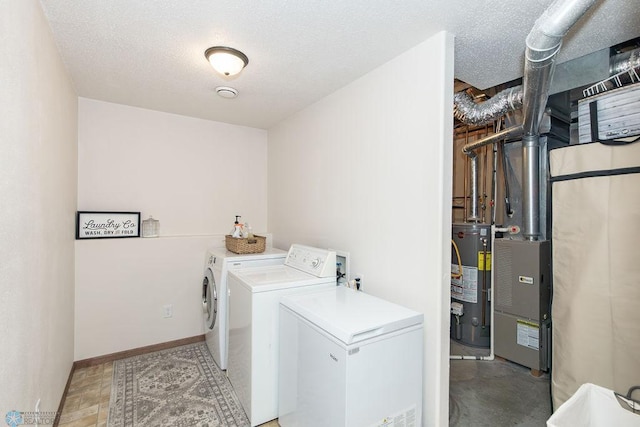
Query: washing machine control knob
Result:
<box><xmin>311</xmin><ymin>258</ymin><xmax>321</xmax><ymax>268</ymax></box>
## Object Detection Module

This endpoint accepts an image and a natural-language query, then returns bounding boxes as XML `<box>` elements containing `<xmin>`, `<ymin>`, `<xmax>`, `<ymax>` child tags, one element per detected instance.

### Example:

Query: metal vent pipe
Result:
<box><xmin>454</xmin><ymin>0</ymin><xmax>598</xmax><ymax>235</ymax></box>
<box><xmin>521</xmin><ymin>0</ymin><xmax>598</xmax><ymax>240</ymax></box>
<box><xmin>461</xmin><ymin>125</ymin><xmax>524</xmax><ymax>156</ymax></box>
<box><xmin>468</xmin><ymin>154</ymin><xmax>480</xmax><ymax>222</ymax></box>
<box><xmin>455</xmin><ymin>88</ymin><xmax>523</xmax><ymax>222</ymax></box>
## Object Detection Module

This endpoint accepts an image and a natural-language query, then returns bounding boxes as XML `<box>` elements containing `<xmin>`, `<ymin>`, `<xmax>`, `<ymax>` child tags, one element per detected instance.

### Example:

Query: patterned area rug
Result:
<box><xmin>107</xmin><ymin>342</ymin><xmax>250</xmax><ymax>426</ymax></box>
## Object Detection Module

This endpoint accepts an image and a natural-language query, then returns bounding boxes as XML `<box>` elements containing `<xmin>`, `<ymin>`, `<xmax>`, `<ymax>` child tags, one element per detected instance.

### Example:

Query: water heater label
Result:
<box><xmin>451</xmin><ymin>265</ymin><xmax>478</xmax><ymax>303</ymax></box>
<box><xmin>477</xmin><ymin>252</ymin><xmax>492</xmax><ymax>271</ymax></box>
<box><xmin>516</xmin><ymin>320</ymin><xmax>539</xmax><ymax>350</ymax></box>
<box><xmin>369</xmin><ymin>404</ymin><xmax>417</xmax><ymax>427</ymax></box>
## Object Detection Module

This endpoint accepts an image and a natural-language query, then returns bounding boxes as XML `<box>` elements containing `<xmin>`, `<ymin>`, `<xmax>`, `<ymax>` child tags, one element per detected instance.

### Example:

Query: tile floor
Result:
<box><xmin>58</xmin><ymin>344</ymin><xmax>552</xmax><ymax>427</ymax></box>
<box><xmin>58</xmin><ymin>363</ymin><xmax>113</xmax><ymax>427</ymax></box>
<box><xmin>57</xmin><ymin>360</ymin><xmax>280</xmax><ymax>427</ymax></box>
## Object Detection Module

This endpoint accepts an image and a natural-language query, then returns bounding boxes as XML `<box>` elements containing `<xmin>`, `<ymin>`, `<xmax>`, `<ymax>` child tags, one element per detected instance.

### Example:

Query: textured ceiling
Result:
<box><xmin>39</xmin><ymin>0</ymin><xmax>640</xmax><ymax>129</ymax></box>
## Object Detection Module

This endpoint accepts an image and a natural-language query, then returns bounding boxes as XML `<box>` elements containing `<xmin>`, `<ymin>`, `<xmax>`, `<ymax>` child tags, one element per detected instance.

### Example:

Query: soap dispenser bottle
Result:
<box><xmin>231</xmin><ymin>215</ymin><xmax>243</xmax><ymax>238</ymax></box>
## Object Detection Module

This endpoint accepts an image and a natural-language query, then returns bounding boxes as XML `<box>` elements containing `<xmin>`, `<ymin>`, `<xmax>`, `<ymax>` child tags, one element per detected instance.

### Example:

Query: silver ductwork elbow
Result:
<box><xmin>522</xmin><ymin>0</ymin><xmax>598</xmax><ymax>136</ymax></box>
<box><xmin>454</xmin><ymin>0</ymin><xmax>598</xmax><ymax>234</ymax></box>
<box><xmin>454</xmin><ymin>86</ymin><xmax>523</xmax><ymax>126</ymax></box>
<box><xmin>521</xmin><ymin>0</ymin><xmax>598</xmax><ymax>240</ymax></box>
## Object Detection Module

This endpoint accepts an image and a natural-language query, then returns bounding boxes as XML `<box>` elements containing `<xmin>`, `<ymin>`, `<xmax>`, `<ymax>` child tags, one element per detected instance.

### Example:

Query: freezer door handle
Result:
<box><xmin>350</xmin><ymin>327</ymin><xmax>384</xmax><ymax>343</ymax></box>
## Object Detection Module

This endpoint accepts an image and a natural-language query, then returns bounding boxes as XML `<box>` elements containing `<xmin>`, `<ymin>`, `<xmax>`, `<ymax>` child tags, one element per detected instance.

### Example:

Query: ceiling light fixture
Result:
<box><xmin>204</xmin><ymin>46</ymin><xmax>249</xmax><ymax>77</ymax></box>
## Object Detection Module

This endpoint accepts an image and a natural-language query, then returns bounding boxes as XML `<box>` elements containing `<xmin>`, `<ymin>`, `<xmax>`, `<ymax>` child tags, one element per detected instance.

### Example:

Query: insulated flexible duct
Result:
<box><xmin>609</xmin><ymin>47</ymin><xmax>640</xmax><ymax>75</ymax></box>
<box><xmin>454</xmin><ymin>86</ymin><xmax>523</xmax><ymax>126</ymax></box>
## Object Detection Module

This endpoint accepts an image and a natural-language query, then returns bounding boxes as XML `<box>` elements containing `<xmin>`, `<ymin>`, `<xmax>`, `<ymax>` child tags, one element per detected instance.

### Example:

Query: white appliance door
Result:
<box><xmin>281</xmin><ymin>287</ymin><xmax>423</xmax><ymax>344</ymax></box>
<box><xmin>230</xmin><ymin>265</ymin><xmax>321</xmax><ymax>292</ymax></box>
<box><xmin>279</xmin><ymin>306</ymin><xmax>346</xmax><ymax>427</ymax></box>
<box><xmin>203</xmin><ymin>268</ymin><xmax>217</xmax><ymax>331</ymax></box>
<box><xmin>344</xmin><ymin>327</ymin><xmax>423</xmax><ymax>427</ymax></box>
<box><xmin>279</xmin><ymin>291</ymin><xmax>424</xmax><ymax>427</ymax></box>
<box><xmin>208</xmin><ymin>264</ymin><xmax>225</xmax><ymax>369</ymax></box>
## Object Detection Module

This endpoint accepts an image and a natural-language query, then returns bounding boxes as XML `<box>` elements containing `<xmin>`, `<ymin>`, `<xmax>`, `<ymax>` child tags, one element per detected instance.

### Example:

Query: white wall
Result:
<box><xmin>268</xmin><ymin>32</ymin><xmax>454</xmax><ymax>427</ymax></box>
<box><xmin>0</xmin><ymin>0</ymin><xmax>77</xmax><ymax>417</ymax></box>
<box><xmin>74</xmin><ymin>235</ymin><xmax>223</xmax><ymax>360</ymax></box>
<box><xmin>78</xmin><ymin>98</ymin><xmax>268</xmax><ymax>236</ymax></box>
<box><xmin>75</xmin><ymin>99</ymin><xmax>269</xmax><ymax>359</ymax></box>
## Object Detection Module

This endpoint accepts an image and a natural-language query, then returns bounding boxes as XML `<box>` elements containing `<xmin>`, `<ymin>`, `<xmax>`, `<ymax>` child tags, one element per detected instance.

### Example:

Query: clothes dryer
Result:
<box><xmin>202</xmin><ymin>247</ymin><xmax>286</xmax><ymax>370</ymax></box>
<box><xmin>226</xmin><ymin>245</ymin><xmax>336</xmax><ymax>426</ymax></box>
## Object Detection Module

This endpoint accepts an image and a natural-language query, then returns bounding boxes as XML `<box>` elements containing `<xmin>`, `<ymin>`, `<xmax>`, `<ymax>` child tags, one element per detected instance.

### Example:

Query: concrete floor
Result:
<box><xmin>449</xmin><ymin>340</ymin><xmax>552</xmax><ymax>427</ymax></box>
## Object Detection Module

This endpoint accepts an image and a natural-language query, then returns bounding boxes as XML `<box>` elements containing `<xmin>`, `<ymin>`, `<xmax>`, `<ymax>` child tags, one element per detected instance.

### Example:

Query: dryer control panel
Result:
<box><xmin>285</xmin><ymin>244</ymin><xmax>337</xmax><ymax>278</ymax></box>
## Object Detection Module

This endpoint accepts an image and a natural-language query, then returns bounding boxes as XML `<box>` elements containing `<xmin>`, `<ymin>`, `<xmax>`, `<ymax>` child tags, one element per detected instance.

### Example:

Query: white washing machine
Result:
<box><xmin>278</xmin><ymin>286</ymin><xmax>424</xmax><ymax>427</ymax></box>
<box><xmin>226</xmin><ymin>244</ymin><xmax>336</xmax><ymax>426</ymax></box>
<box><xmin>201</xmin><ymin>247</ymin><xmax>286</xmax><ymax>370</ymax></box>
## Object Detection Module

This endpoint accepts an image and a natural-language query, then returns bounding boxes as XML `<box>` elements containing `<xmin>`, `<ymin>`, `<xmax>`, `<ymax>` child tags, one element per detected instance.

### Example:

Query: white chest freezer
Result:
<box><xmin>278</xmin><ymin>286</ymin><xmax>424</xmax><ymax>427</ymax></box>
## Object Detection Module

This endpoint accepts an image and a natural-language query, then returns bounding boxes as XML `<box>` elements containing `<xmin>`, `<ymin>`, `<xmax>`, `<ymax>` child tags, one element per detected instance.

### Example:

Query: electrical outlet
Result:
<box><xmin>163</xmin><ymin>304</ymin><xmax>173</xmax><ymax>318</ymax></box>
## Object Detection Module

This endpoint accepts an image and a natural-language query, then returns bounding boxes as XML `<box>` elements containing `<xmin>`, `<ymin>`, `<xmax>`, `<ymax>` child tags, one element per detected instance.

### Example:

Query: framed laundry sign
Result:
<box><xmin>76</xmin><ymin>211</ymin><xmax>140</xmax><ymax>239</ymax></box>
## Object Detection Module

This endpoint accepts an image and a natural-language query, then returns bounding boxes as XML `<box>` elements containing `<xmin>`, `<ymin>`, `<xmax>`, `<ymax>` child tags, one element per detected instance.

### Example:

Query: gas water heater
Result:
<box><xmin>450</xmin><ymin>223</ymin><xmax>491</xmax><ymax>348</ymax></box>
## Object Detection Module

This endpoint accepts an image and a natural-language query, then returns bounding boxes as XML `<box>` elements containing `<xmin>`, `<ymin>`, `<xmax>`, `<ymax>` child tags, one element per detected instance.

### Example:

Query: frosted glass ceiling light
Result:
<box><xmin>204</xmin><ymin>46</ymin><xmax>249</xmax><ymax>76</ymax></box>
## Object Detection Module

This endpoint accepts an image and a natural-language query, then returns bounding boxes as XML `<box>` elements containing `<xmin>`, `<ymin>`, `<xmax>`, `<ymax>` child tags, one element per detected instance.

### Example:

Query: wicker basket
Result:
<box><xmin>225</xmin><ymin>235</ymin><xmax>266</xmax><ymax>254</ymax></box>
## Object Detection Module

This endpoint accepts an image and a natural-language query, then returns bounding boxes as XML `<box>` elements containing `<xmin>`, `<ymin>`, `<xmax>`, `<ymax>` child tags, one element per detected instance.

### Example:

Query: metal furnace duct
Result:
<box><xmin>454</xmin><ymin>0</ymin><xmax>599</xmax><ymax>239</ymax></box>
<box><xmin>520</xmin><ymin>0</ymin><xmax>598</xmax><ymax>240</ymax></box>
